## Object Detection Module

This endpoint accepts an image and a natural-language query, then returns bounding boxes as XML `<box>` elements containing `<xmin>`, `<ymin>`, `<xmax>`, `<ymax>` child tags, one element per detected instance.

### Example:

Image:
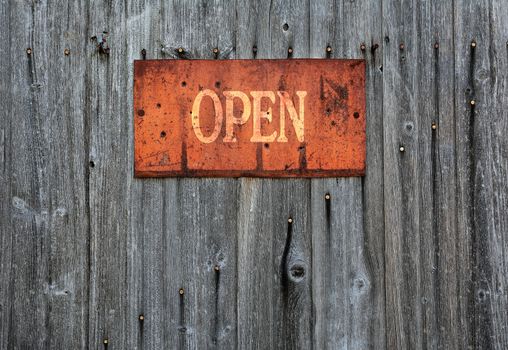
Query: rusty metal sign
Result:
<box><xmin>134</xmin><ymin>59</ymin><xmax>365</xmax><ymax>177</ymax></box>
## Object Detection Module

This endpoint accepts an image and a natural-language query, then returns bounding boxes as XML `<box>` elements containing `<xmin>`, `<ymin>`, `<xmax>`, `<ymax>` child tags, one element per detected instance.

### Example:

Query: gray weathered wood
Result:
<box><xmin>1</xmin><ymin>1</ymin><xmax>90</xmax><ymax>349</ymax></box>
<box><xmin>309</xmin><ymin>0</ymin><xmax>385</xmax><ymax>348</ymax></box>
<box><xmin>2</xmin><ymin>1</ymin><xmax>508</xmax><ymax>349</ymax></box>
<box><xmin>235</xmin><ymin>1</ymin><xmax>313</xmax><ymax>348</ymax></box>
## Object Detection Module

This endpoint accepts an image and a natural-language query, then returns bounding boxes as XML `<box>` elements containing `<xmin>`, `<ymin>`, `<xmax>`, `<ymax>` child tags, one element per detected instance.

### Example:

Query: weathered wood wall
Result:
<box><xmin>1</xmin><ymin>0</ymin><xmax>507</xmax><ymax>349</ymax></box>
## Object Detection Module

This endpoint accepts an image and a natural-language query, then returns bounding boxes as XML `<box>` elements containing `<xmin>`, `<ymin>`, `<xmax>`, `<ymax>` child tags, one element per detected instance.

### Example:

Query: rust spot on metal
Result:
<box><xmin>134</xmin><ymin>59</ymin><xmax>366</xmax><ymax>177</ymax></box>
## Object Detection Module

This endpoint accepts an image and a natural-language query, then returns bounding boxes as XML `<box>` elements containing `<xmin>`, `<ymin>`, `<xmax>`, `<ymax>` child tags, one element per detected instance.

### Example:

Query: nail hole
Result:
<box><xmin>89</xmin><ymin>161</ymin><xmax>95</xmax><ymax>168</ymax></box>
<box><xmin>353</xmin><ymin>112</ymin><xmax>360</xmax><ymax>119</ymax></box>
<box><xmin>160</xmin><ymin>131</ymin><xmax>166</xmax><ymax>138</ymax></box>
<box><xmin>331</xmin><ymin>121</ymin><xmax>336</xmax><ymax>126</ymax></box>
<box><xmin>137</xmin><ymin>109</ymin><xmax>145</xmax><ymax>117</ymax></box>
<box><xmin>156</xmin><ymin>103</ymin><xmax>161</xmax><ymax>108</ymax></box>
<box><xmin>282</xmin><ymin>23</ymin><xmax>289</xmax><ymax>31</ymax></box>
<box><xmin>264</xmin><ymin>143</ymin><xmax>269</xmax><ymax>148</ymax></box>
<box><xmin>181</xmin><ymin>81</ymin><xmax>186</xmax><ymax>87</ymax></box>
<box><xmin>215</xmin><ymin>81</ymin><xmax>221</xmax><ymax>88</ymax></box>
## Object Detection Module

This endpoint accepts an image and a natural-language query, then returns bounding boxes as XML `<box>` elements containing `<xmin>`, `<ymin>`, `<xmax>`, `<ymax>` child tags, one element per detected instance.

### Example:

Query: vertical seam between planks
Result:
<box><xmin>84</xmin><ymin>1</ymin><xmax>92</xmax><ymax>347</ymax></box>
<box><xmin>381</xmin><ymin>0</ymin><xmax>388</xmax><ymax>348</ymax></box>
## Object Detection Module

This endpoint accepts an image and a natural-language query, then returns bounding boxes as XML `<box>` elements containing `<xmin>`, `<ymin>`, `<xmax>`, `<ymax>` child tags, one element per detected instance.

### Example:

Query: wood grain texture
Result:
<box><xmin>309</xmin><ymin>0</ymin><xmax>385</xmax><ymax>348</ymax></box>
<box><xmin>235</xmin><ymin>1</ymin><xmax>313</xmax><ymax>348</ymax></box>
<box><xmin>2</xmin><ymin>1</ymin><xmax>508</xmax><ymax>349</ymax></box>
<box><xmin>1</xmin><ymin>1</ymin><xmax>90</xmax><ymax>349</ymax></box>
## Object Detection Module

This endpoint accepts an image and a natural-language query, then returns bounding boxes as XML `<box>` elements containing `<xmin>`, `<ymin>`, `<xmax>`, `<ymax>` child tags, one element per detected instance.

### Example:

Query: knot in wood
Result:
<box><xmin>288</xmin><ymin>262</ymin><xmax>306</xmax><ymax>282</ymax></box>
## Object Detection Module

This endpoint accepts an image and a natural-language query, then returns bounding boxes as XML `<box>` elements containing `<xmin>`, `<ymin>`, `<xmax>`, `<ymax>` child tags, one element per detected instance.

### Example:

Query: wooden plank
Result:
<box><xmin>0</xmin><ymin>1</ymin><xmax>90</xmax><ymax>349</ymax></box>
<box><xmin>0</xmin><ymin>0</ymin><xmax>12</xmax><ymax>347</ymax></box>
<box><xmin>309</xmin><ymin>0</ymin><xmax>385</xmax><ymax>348</ymax></box>
<box><xmin>415</xmin><ymin>1</ymin><xmax>461</xmax><ymax>349</ymax></box>
<box><xmin>154</xmin><ymin>1</ymin><xmax>239</xmax><ymax>349</ymax></box>
<box><xmin>382</xmin><ymin>1</ymin><xmax>423</xmax><ymax>348</ymax></box>
<box><xmin>236</xmin><ymin>1</ymin><xmax>313</xmax><ymax>348</ymax></box>
<box><xmin>87</xmin><ymin>1</ymin><xmax>132</xmax><ymax>348</ymax></box>
<box><xmin>455</xmin><ymin>1</ymin><xmax>508</xmax><ymax>349</ymax></box>
<box><xmin>485</xmin><ymin>1</ymin><xmax>508</xmax><ymax>347</ymax></box>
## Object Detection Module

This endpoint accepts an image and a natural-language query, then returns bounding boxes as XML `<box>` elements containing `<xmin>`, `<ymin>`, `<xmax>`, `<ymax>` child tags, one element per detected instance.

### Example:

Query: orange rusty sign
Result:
<box><xmin>134</xmin><ymin>59</ymin><xmax>365</xmax><ymax>177</ymax></box>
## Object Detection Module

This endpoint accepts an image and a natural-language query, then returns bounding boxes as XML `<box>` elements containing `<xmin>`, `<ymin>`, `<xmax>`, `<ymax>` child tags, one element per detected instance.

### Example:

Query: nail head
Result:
<box><xmin>325</xmin><ymin>194</ymin><xmax>330</xmax><ymax>200</ymax></box>
<box><xmin>212</xmin><ymin>47</ymin><xmax>219</xmax><ymax>54</ymax></box>
<box><xmin>470</xmin><ymin>100</ymin><xmax>476</xmax><ymax>106</ymax></box>
<box><xmin>471</xmin><ymin>41</ymin><xmax>476</xmax><ymax>48</ymax></box>
<box><xmin>178</xmin><ymin>47</ymin><xmax>184</xmax><ymax>53</ymax></box>
<box><xmin>139</xmin><ymin>315</ymin><xmax>144</xmax><ymax>321</ymax></box>
<box><xmin>360</xmin><ymin>43</ymin><xmax>366</xmax><ymax>51</ymax></box>
<box><xmin>399</xmin><ymin>43</ymin><xmax>405</xmax><ymax>50</ymax></box>
<box><xmin>179</xmin><ymin>288</ymin><xmax>184</xmax><ymax>295</ymax></box>
<box><xmin>326</xmin><ymin>46</ymin><xmax>332</xmax><ymax>53</ymax></box>
<box><xmin>64</xmin><ymin>48</ymin><xmax>70</xmax><ymax>56</ymax></box>
<box><xmin>399</xmin><ymin>146</ymin><xmax>405</xmax><ymax>152</ymax></box>
<box><xmin>26</xmin><ymin>48</ymin><xmax>32</xmax><ymax>55</ymax></box>
<box><xmin>214</xmin><ymin>265</ymin><xmax>220</xmax><ymax>272</ymax></box>
<box><xmin>431</xmin><ymin>122</ymin><xmax>437</xmax><ymax>130</ymax></box>
<box><xmin>103</xmin><ymin>339</ymin><xmax>109</xmax><ymax>344</ymax></box>
<box><xmin>288</xmin><ymin>47</ymin><xmax>293</xmax><ymax>54</ymax></box>
<box><xmin>288</xmin><ymin>217</ymin><xmax>293</xmax><ymax>223</ymax></box>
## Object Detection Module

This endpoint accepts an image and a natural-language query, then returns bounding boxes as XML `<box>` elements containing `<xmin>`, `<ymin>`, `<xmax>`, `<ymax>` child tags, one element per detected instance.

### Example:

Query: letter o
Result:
<box><xmin>191</xmin><ymin>89</ymin><xmax>223</xmax><ymax>143</ymax></box>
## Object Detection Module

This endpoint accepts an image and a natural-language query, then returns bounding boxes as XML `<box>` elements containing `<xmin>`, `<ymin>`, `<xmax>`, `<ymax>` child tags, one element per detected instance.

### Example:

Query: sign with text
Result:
<box><xmin>134</xmin><ymin>59</ymin><xmax>365</xmax><ymax>177</ymax></box>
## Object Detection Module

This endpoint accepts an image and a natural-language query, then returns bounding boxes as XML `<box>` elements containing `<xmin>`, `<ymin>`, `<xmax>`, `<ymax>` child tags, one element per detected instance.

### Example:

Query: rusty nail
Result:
<box><xmin>434</xmin><ymin>42</ymin><xmax>439</xmax><ymax>49</ymax></box>
<box><xmin>103</xmin><ymin>339</ymin><xmax>109</xmax><ymax>345</ymax></box>
<box><xmin>470</xmin><ymin>100</ymin><xmax>476</xmax><ymax>106</ymax></box>
<box><xmin>288</xmin><ymin>217</ymin><xmax>293</xmax><ymax>223</ymax></box>
<box><xmin>139</xmin><ymin>315</ymin><xmax>144</xmax><ymax>321</ymax></box>
<box><xmin>325</xmin><ymin>194</ymin><xmax>330</xmax><ymax>200</ymax></box>
<box><xmin>26</xmin><ymin>48</ymin><xmax>32</xmax><ymax>55</ymax></box>
<box><xmin>214</xmin><ymin>265</ymin><xmax>220</xmax><ymax>272</ymax></box>
<box><xmin>179</xmin><ymin>288</ymin><xmax>184</xmax><ymax>295</ymax></box>
<box><xmin>288</xmin><ymin>47</ymin><xmax>293</xmax><ymax>54</ymax></box>
<box><xmin>64</xmin><ymin>48</ymin><xmax>70</xmax><ymax>56</ymax></box>
<box><xmin>431</xmin><ymin>122</ymin><xmax>437</xmax><ymax>130</ymax></box>
<box><xmin>360</xmin><ymin>43</ymin><xmax>366</xmax><ymax>51</ymax></box>
<box><xmin>471</xmin><ymin>41</ymin><xmax>476</xmax><ymax>48</ymax></box>
<box><xmin>326</xmin><ymin>45</ymin><xmax>332</xmax><ymax>53</ymax></box>
<box><xmin>178</xmin><ymin>47</ymin><xmax>184</xmax><ymax>53</ymax></box>
<box><xmin>399</xmin><ymin>146</ymin><xmax>405</xmax><ymax>152</ymax></box>
<box><xmin>399</xmin><ymin>43</ymin><xmax>405</xmax><ymax>50</ymax></box>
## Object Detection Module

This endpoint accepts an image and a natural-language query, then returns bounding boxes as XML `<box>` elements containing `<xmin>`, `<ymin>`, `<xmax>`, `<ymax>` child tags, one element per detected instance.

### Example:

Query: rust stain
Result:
<box><xmin>134</xmin><ymin>59</ymin><xmax>366</xmax><ymax>177</ymax></box>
